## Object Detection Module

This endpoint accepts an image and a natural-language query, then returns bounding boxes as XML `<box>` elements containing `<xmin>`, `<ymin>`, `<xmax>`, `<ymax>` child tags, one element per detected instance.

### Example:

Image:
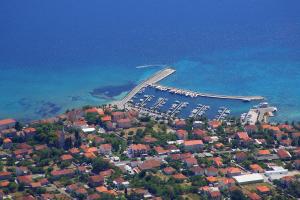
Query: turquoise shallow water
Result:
<box><xmin>1</xmin><ymin>46</ymin><xmax>299</xmax><ymax>122</ymax></box>
<box><xmin>0</xmin><ymin>0</ymin><xmax>300</xmax><ymax>122</ymax></box>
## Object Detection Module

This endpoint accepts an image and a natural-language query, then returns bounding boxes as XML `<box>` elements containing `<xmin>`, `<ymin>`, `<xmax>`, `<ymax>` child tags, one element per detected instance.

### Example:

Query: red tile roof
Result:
<box><xmin>258</xmin><ymin>149</ymin><xmax>271</xmax><ymax>155</ymax></box>
<box><xmin>256</xmin><ymin>185</ymin><xmax>270</xmax><ymax>193</ymax></box>
<box><xmin>101</xmin><ymin>115</ymin><xmax>112</xmax><ymax>122</ymax></box>
<box><xmin>130</xmin><ymin>144</ymin><xmax>149</xmax><ymax>151</ymax></box>
<box><xmin>206</xmin><ymin>176</ymin><xmax>218</xmax><ymax>183</ymax></box>
<box><xmin>138</xmin><ymin>159</ymin><xmax>162</xmax><ymax>170</ymax></box>
<box><xmin>277</xmin><ymin>149</ymin><xmax>291</xmax><ymax>159</ymax></box>
<box><xmin>183</xmin><ymin>140</ymin><xmax>203</xmax><ymax>146</ymax></box>
<box><xmin>60</xmin><ymin>154</ymin><xmax>73</xmax><ymax>161</ymax></box>
<box><xmin>17</xmin><ymin>175</ymin><xmax>33</xmax><ymax>184</ymax></box>
<box><xmin>172</xmin><ymin>173</ymin><xmax>187</xmax><ymax>180</ymax></box>
<box><xmin>0</xmin><ymin>119</ymin><xmax>16</xmax><ymax>126</ymax></box>
<box><xmin>236</xmin><ymin>132</ymin><xmax>250</xmax><ymax>141</ymax></box>
<box><xmin>3</xmin><ymin>138</ymin><xmax>12</xmax><ymax>143</ymax></box>
<box><xmin>209</xmin><ymin>120</ymin><xmax>221</xmax><ymax>128</ymax></box>
<box><xmin>51</xmin><ymin>169</ymin><xmax>74</xmax><ymax>177</ymax></box>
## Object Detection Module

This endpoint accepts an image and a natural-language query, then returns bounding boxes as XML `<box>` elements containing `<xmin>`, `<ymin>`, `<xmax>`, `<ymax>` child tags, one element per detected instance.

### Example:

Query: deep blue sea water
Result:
<box><xmin>0</xmin><ymin>0</ymin><xmax>300</xmax><ymax>122</ymax></box>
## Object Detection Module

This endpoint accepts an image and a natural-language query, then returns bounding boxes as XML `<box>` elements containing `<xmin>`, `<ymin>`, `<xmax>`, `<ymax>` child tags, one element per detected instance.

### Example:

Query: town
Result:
<box><xmin>0</xmin><ymin>103</ymin><xmax>300</xmax><ymax>200</ymax></box>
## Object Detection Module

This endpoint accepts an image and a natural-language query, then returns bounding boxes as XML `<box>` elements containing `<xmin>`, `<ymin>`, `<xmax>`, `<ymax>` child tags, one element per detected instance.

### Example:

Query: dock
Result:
<box><xmin>151</xmin><ymin>84</ymin><xmax>264</xmax><ymax>101</ymax></box>
<box><xmin>242</xmin><ymin>106</ymin><xmax>277</xmax><ymax>125</ymax></box>
<box><xmin>114</xmin><ymin>67</ymin><xmax>176</xmax><ymax>108</ymax></box>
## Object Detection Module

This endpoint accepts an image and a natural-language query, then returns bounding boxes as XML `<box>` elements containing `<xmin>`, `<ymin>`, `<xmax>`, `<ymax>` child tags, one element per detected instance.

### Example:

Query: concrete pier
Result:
<box><xmin>151</xmin><ymin>84</ymin><xmax>264</xmax><ymax>101</ymax></box>
<box><xmin>114</xmin><ymin>67</ymin><xmax>176</xmax><ymax>108</ymax></box>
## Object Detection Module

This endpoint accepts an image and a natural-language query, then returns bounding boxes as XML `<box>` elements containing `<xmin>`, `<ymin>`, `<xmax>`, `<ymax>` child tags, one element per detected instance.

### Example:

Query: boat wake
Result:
<box><xmin>136</xmin><ymin>64</ymin><xmax>167</xmax><ymax>69</ymax></box>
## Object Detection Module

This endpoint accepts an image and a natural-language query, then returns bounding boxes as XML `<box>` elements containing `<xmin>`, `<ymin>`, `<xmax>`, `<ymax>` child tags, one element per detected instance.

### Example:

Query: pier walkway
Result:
<box><xmin>151</xmin><ymin>84</ymin><xmax>264</xmax><ymax>102</ymax></box>
<box><xmin>114</xmin><ymin>68</ymin><xmax>176</xmax><ymax>108</ymax></box>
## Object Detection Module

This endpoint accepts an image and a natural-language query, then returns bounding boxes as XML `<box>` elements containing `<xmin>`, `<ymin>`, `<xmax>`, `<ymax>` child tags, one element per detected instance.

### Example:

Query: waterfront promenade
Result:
<box><xmin>114</xmin><ymin>68</ymin><xmax>176</xmax><ymax>108</ymax></box>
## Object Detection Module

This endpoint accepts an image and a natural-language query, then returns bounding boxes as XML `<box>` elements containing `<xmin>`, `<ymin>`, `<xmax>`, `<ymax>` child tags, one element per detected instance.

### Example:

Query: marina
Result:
<box><xmin>128</xmin><ymin>86</ymin><xmax>261</xmax><ymax>121</ymax></box>
<box><xmin>189</xmin><ymin>104</ymin><xmax>210</xmax><ymax>118</ymax></box>
<box><xmin>115</xmin><ymin>67</ymin><xmax>265</xmax><ymax>120</ymax></box>
<box><xmin>215</xmin><ymin>107</ymin><xmax>231</xmax><ymax>121</ymax></box>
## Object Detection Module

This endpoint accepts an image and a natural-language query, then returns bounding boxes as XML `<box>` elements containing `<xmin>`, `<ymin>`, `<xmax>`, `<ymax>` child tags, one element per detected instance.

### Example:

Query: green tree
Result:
<box><xmin>231</xmin><ymin>189</ymin><xmax>247</xmax><ymax>200</ymax></box>
<box><xmin>92</xmin><ymin>158</ymin><xmax>110</xmax><ymax>173</ymax></box>
<box><xmin>8</xmin><ymin>182</ymin><xmax>18</xmax><ymax>192</ymax></box>
<box><xmin>85</xmin><ymin>112</ymin><xmax>100</xmax><ymax>125</ymax></box>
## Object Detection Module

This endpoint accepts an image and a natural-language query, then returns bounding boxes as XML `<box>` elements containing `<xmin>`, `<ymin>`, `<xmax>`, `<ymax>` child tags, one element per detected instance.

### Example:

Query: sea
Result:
<box><xmin>0</xmin><ymin>0</ymin><xmax>300</xmax><ymax>122</ymax></box>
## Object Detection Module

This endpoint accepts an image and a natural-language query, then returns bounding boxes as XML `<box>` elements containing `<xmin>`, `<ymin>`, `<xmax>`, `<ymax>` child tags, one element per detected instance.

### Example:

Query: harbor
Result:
<box><xmin>116</xmin><ymin>67</ymin><xmax>267</xmax><ymax>121</ymax></box>
<box><xmin>127</xmin><ymin>86</ymin><xmax>262</xmax><ymax>121</ymax></box>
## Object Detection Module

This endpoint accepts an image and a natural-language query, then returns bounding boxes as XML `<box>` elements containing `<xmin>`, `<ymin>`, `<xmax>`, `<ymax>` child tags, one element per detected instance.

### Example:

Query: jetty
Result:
<box><xmin>151</xmin><ymin>84</ymin><xmax>264</xmax><ymax>101</ymax></box>
<box><xmin>114</xmin><ymin>68</ymin><xmax>176</xmax><ymax>108</ymax></box>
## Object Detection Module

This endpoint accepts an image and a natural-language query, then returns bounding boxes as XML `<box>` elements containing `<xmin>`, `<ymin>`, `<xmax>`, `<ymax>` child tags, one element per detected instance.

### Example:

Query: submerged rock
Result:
<box><xmin>90</xmin><ymin>82</ymin><xmax>136</xmax><ymax>99</ymax></box>
<box><xmin>35</xmin><ymin>101</ymin><xmax>62</xmax><ymax>117</ymax></box>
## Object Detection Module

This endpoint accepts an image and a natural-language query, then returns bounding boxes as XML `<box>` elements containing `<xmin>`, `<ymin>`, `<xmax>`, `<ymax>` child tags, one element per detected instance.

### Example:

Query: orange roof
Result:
<box><xmin>213</xmin><ymin>157</ymin><xmax>223</xmax><ymax>167</ymax></box>
<box><xmin>278</xmin><ymin>124</ymin><xmax>293</xmax><ymax>131</ymax></box>
<box><xmin>100</xmin><ymin>143</ymin><xmax>112</xmax><ymax>151</ymax></box>
<box><xmin>86</xmin><ymin>107</ymin><xmax>104</xmax><ymax>115</ymax></box>
<box><xmin>227</xmin><ymin>167</ymin><xmax>241</xmax><ymax>174</ymax></box>
<box><xmin>219</xmin><ymin>177</ymin><xmax>235</xmax><ymax>185</ymax></box>
<box><xmin>96</xmin><ymin>186</ymin><xmax>108</xmax><ymax>193</ymax></box>
<box><xmin>101</xmin><ymin>115</ymin><xmax>112</xmax><ymax>122</ymax></box>
<box><xmin>0</xmin><ymin>180</ymin><xmax>9</xmax><ymax>187</ymax></box>
<box><xmin>60</xmin><ymin>154</ymin><xmax>73</xmax><ymax>161</ymax></box>
<box><xmin>258</xmin><ymin>150</ymin><xmax>270</xmax><ymax>155</ymax></box>
<box><xmin>69</xmin><ymin>148</ymin><xmax>80</xmax><ymax>154</ymax></box>
<box><xmin>256</xmin><ymin>185</ymin><xmax>270</xmax><ymax>193</ymax></box>
<box><xmin>106</xmin><ymin>190</ymin><xmax>117</xmax><ymax>196</ymax></box>
<box><xmin>277</xmin><ymin>149</ymin><xmax>291</xmax><ymax>158</ymax></box>
<box><xmin>269</xmin><ymin>126</ymin><xmax>280</xmax><ymax>132</ymax></box>
<box><xmin>214</xmin><ymin>143</ymin><xmax>224</xmax><ymax>148</ymax></box>
<box><xmin>237</xmin><ymin>132</ymin><xmax>250</xmax><ymax>141</ymax></box>
<box><xmin>206</xmin><ymin>176</ymin><xmax>218</xmax><ymax>183</ymax></box>
<box><xmin>261</xmin><ymin>124</ymin><xmax>271</xmax><ymax>129</ymax></box>
<box><xmin>23</xmin><ymin>127</ymin><xmax>36</xmax><ymax>133</ymax></box>
<box><xmin>209</xmin><ymin>120</ymin><xmax>221</xmax><ymax>128</ymax></box>
<box><xmin>281</xmin><ymin>175</ymin><xmax>295</xmax><ymax>182</ymax></box>
<box><xmin>84</xmin><ymin>152</ymin><xmax>96</xmax><ymax>159</ymax></box>
<box><xmin>0</xmin><ymin>119</ymin><xmax>16</xmax><ymax>126</ymax></box>
<box><xmin>248</xmin><ymin>192</ymin><xmax>261</xmax><ymax>200</ymax></box>
<box><xmin>183</xmin><ymin>140</ymin><xmax>203</xmax><ymax>146</ymax></box>
<box><xmin>30</xmin><ymin>182</ymin><xmax>41</xmax><ymax>188</ymax></box>
<box><xmin>177</xmin><ymin>129</ymin><xmax>188</xmax><ymax>134</ymax></box>
<box><xmin>154</xmin><ymin>146</ymin><xmax>169</xmax><ymax>154</ymax></box>
<box><xmin>175</xmin><ymin>120</ymin><xmax>186</xmax><ymax>126</ymax></box>
<box><xmin>172</xmin><ymin>173</ymin><xmax>187</xmax><ymax>180</ymax></box>
<box><xmin>50</xmin><ymin>169</ymin><xmax>73</xmax><ymax>177</ymax></box>
<box><xmin>210</xmin><ymin>191</ymin><xmax>221</xmax><ymax>198</ymax></box>
<box><xmin>85</xmin><ymin>147</ymin><xmax>98</xmax><ymax>153</ymax></box>
<box><xmin>0</xmin><ymin>171</ymin><xmax>12</xmax><ymax>177</ymax></box>
<box><xmin>3</xmin><ymin>138</ymin><xmax>12</xmax><ymax>143</ymax></box>
<box><xmin>130</xmin><ymin>144</ymin><xmax>149</xmax><ymax>151</ymax></box>
<box><xmin>199</xmin><ymin>186</ymin><xmax>210</xmax><ymax>191</ymax></box>
<box><xmin>261</xmin><ymin>124</ymin><xmax>280</xmax><ymax>132</ymax></box>
<box><xmin>250</xmin><ymin>164</ymin><xmax>263</xmax><ymax>171</ymax></box>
